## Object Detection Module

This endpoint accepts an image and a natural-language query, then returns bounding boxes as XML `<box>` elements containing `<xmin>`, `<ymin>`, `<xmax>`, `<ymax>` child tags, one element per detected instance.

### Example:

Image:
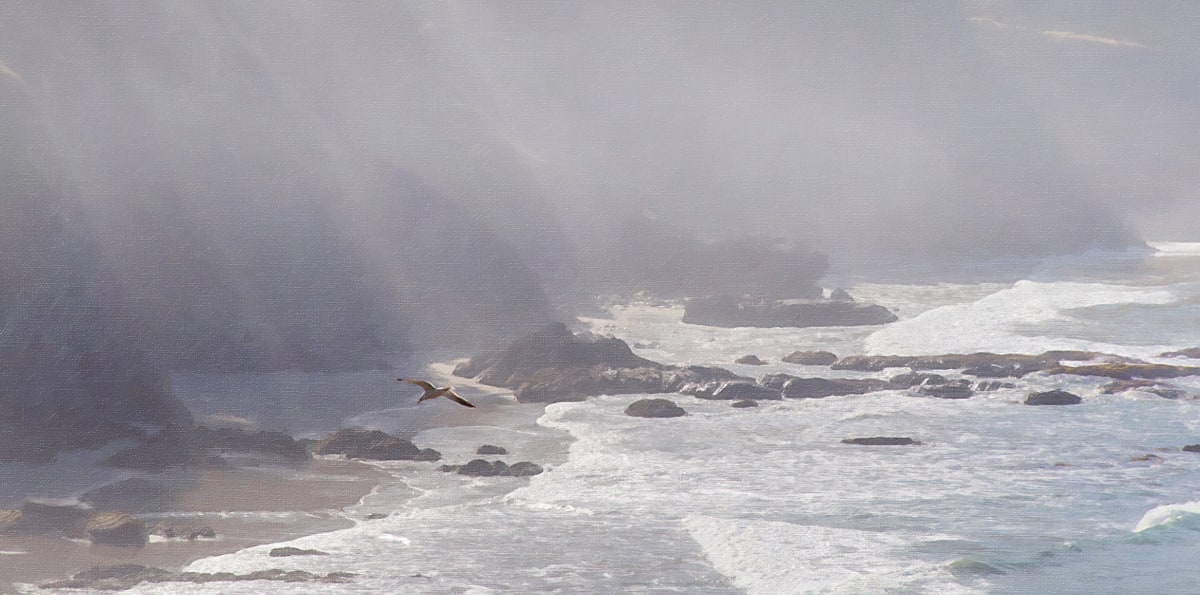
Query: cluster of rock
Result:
<box><xmin>313</xmin><ymin>428</ymin><xmax>441</xmax><ymax>462</ymax></box>
<box><xmin>102</xmin><ymin>426</ymin><xmax>311</xmax><ymax>471</ymax></box>
<box><xmin>41</xmin><ymin>564</ymin><xmax>354</xmax><ymax>591</ymax></box>
<box><xmin>682</xmin><ymin>294</ymin><xmax>898</xmax><ymax>328</ymax></box>
<box><xmin>439</xmin><ymin>459</ymin><xmax>544</xmax><ymax>477</ymax></box>
<box><xmin>0</xmin><ymin>502</ymin><xmax>147</xmax><ymax>547</ymax></box>
<box><xmin>453</xmin><ymin>322</ymin><xmax>742</xmax><ymax>403</ymax></box>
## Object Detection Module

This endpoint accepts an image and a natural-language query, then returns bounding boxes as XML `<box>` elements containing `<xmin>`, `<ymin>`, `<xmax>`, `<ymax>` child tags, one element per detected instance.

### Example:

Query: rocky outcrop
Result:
<box><xmin>1183</xmin><ymin>444</ymin><xmax>1200</xmax><ymax>453</ymax></box>
<box><xmin>735</xmin><ymin>354</ymin><xmax>767</xmax><ymax>365</ymax></box>
<box><xmin>683</xmin><ymin>295</ymin><xmax>897</xmax><ymax>328</ymax></box>
<box><xmin>439</xmin><ymin>459</ymin><xmax>544</xmax><ymax>477</ymax></box>
<box><xmin>1162</xmin><ymin>348</ymin><xmax>1200</xmax><ymax>359</ymax></box>
<box><xmin>888</xmin><ymin>372</ymin><xmax>947</xmax><ymax>388</ymax></box>
<box><xmin>916</xmin><ymin>380</ymin><xmax>973</xmax><ymax>400</ymax></box>
<box><xmin>455</xmin><ymin>323</ymin><xmax>743</xmax><ymax>403</ymax></box>
<box><xmin>1101</xmin><ymin>380</ymin><xmax>1187</xmax><ymax>399</ymax></box>
<box><xmin>780</xmin><ymin>377</ymin><xmax>891</xmax><ymax>399</ymax></box>
<box><xmin>781</xmin><ymin>351</ymin><xmax>839</xmax><ymax>366</ymax></box>
<box><xmin>841</xmin><ymin>437</ymin><xmax>920</xmax><ymax>446</ymax></box>
<box><xmin>103</xmin><ymin>426</ymin><xmax>310</xmax><ymax>471</ymax></box>
<box><xmin>85</xmin><ymin>513</ymin><xmax>146</xmax><ymax>547</ymax></box>
<box><xmin>314</xmin><ymin>428</ymin><xmax>441</xmax><ymax>462</ymax></box>
<box><xmin>41</xmin><ymin>565</ymin><xmax>355</xmax><ymax>591</ymax></box>
<box><xmin>1025</xmin><ymin>390</ymin><xmax>1082</xmax><ymax>406</ymax></box>
<box><xmin>624</xmin><ymin>398</ymin><xmax>687</xmax><ymax>418</ymax></box>
<box><xmin>476</xmin><ymin>444</ymin><xmax>508</xmax><ymax>455</ymax></box>
<box><xmin>1045</xmin><ymin>363</ymin><xmax>1200</xmax><ymax>381</ymax></box>
<box><xmin>701</xmin><ymin>383</ymin><xmax>781</xmax><ymax>401</ymax></box>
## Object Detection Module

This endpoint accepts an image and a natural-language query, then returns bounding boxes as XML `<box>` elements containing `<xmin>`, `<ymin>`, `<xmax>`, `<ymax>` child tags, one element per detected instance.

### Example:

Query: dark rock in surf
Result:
<box><xmin>476</xmin><ymin>444</ymin><xmax>508</xmax><ymax>455</ymax></box>
<box><xmin>1044</xmin><ymin>363</ymin><xmax>1200</xmax><ymax>381</ymax></box>
<box><xmin>888</xmin><ymin>372</ymin><xmax>947</xmax><ymax>388</ymax></box>
<box><xmin>314</xmin><ymin>428</ymin><xmax>440</xmax><ymax>462</ymax></box>
<box><xmin>1162</xmin><ymin>347</ymin><xmax>1200</xmax><ymax>359</ymax></box>
<box><xmin>731</xmin><ymin>400</ymin><xmax>759</xmax><ymax>408</ymax></box>
<box><xmin>829</xmin><ymin>288</ymin><xmax>854</xmax><ymax>302</ymax></box>
<box><xmin>736</xmin><ymin>354</ymin><xmax>767</xmax><ymax>365</ymax></box>
<box><xmin>916</xmin><ymin>380</ymin><xmax>974</xmax><ymax>399</ymax></box>
<box><xmin>102</xmin><ymin>426</ymin><xmax>309</xmax><ymax>471</ymax></box>
<box><xmin>781</xmin><ymin>377</ymin><xmax>890</xmax><ymax>399</ymax></box>
<box><xmin>1183</xmin><ymin>444</ymin><xmax>1200</xmax><ymax>453</ymax></box>
<box><xmin>1102</xmin><ymin>380</ymin><xmax>1187</xmax><ymax>399</ymax></box>
<box><xmin>504</xmin><ymin>462</ymin><xmax>544</xmax><ymax>477</ymax></box>
<box><xmin>974</xmin><ymin>381</ymin><xmax>1015</xmax><ymax>392</ymax></box>
<box><xmin>1025</xmin><ymin>390</ymin><xmax>1082</xmax><ymax>406</ymax></box>
<box><xmin>781</xmin><ymin>350</ymin><xmax>839</xmax><ymax>366</ymax></box>
<box><xmin>683</xmin><ymin>295</ymin><xmax>897</xmax><ymax>328</ymax></box>
<box><xmin>704</xmin><ymin>382</ymin><xmax>781</xmax><ymax>401</ymax></box>
<box><xmin>455</xmin><ymin>323</ymin><xmax>743</xmax><ymax>403</ymax></box>
<box><xmin>150</xmin><ymin>522</ymin><xmax>216</xmax><ymax>540</ymax></box>
<box><xmin>625</xmin><ymin>398</ymin><xmax>687</xmax><ymax>418</ymax></box>
<box><xmin>841</xmin><ymin>437</ymin><xmax>920</xmax><ymax>446</ymax></box>
<box><xmin>85</xmin><ymin>513</ymin><xmax>146</xmax><ymax>547</ymax></box>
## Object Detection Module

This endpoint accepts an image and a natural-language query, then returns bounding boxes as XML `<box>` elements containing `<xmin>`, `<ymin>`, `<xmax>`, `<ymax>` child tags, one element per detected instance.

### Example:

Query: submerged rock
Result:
<box><xmin>917</xmin><ymin>380</ymin><xmax>974</xmax><ymax>400</ymax></box>
<box><xmin>476</xmin><ymin>444</ymin><xmax>508</xmax><ymax>455</ymax></box>
<box><xmin>1025</xmin><ymin>390</ymin><xmax>1082</xmax><ymax>406</ymax></box>
<box><xmin>731</xmin><ymin>399</ymin><xmax>759</xmax><ymax>408</ymax></box>
<box><xmin>888</xmin><ymin>372</ymin><xmax>947</xmax><ymax>388</ymax></box>
<box><xmin>1161</xmin><ymin>347</ymin><xmax>1200</xmax><ymax>359</ymax></box>
<box><xmin>683</xmin><ymin>295</ymin><xmax>898</xmax><ymax>328</ymax></box>
<box><xmin>841</xmin><ymin>437</ymin><xmax>920</xmax><ymax>446</ymax></box>
<box><xmin>781</xmin><ymin>350</ymin><xmax>839</xmax><ymax>366</ymax></box>
<box><xmin>624</xmin><ymin>398</ymin><xmax>687</xmax><ymax>418</ymax></box>
<box><xmin>315</xmin><ymin>428</ymin><xmax>441</xmax><ymax>462</ymax></box>
<box><xmin>505</xmin><ymin>462</ymin><xmax>544</xmax><ymax>477</ymax></box>
<box><xmin>706</xmin><ymin>382</ymin><xmax>781</xmax><ymax>401</ymax></box>
<box><xmin>735</xmin><ymin>354</ymin><xmax>767</xmax><ymax>365</ymax></box>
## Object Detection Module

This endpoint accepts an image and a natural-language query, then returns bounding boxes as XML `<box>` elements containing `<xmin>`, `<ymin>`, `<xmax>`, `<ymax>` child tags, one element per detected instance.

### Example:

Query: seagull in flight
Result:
<box><xmin>398</xmin><ymin>378</ymin><xmax>477</xmax><ymax>408</ymax></box>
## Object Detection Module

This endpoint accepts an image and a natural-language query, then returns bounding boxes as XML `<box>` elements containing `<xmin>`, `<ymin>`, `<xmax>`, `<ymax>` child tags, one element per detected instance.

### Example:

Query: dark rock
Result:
<box><xmin>947</xmin><ymin>559</ymin><xmax>1005</xmax><ymax>578</ymax></box>
<box><xmin>314</xmin><ymin>428</ymin><xmax>440</xmax><ymax>461</ymax></box>
<box><xmin>150</xmin><ymin>522</ymin><xmax>216</xmax><ymax>540</ymax></box>
<box><xmin>41</xmin><ymin>564</ymin><xmax>355</xmax><ymax>590</ymax></box>
<box><xmin>504</xmin><ymin>462</ymin><xmax>544</xmax><ymax>477</ymax></box>
<box><xmin>704</xmin><ymin>382</ymin><xmax>781</xmax><ymax>401</ymax></box>
<box><xmin>735</xmin><ymin>354</ymin><xmax>767</xmax><ymax>365</ymax></box>
<box><xmin>625</xmin><ymin>398</ymin><xmax>687</xmax><ymax>418</ymax></box>
<box><xmin>86</xmin><ymin>512</ymin><xmax>146</xmax><ymax>547</ymax></box>
<box><xmin>833</xmin><ymin>355</ymin><xmax>918</xmax><ymax>371</ymax></box>
<box><xmin>448</xmin><ymin>459</ymin><xmax>509</xmax><ymax>477</ymax></box>
<box><xmin>974</xmin><ymin>381</ymin><xmax>1016</xmax><ymax>392</ymax></box>
<box><xmin>269</xmin><ymin>547</ymin><xmax>327</xmax><ymax>557</ymax></box>
<box><xmin>731</xmin><ymin>400</ymin><xmax>759</xmax><ymax>408</ymax></box>
<box><xmin>1162</xmin><ymin>347</ymin><xmax>1200</xmax><ymax>359</ymax></box>
<box><xmin>454</xmin><ymin>323</ymin><xmax>743</xmax><ymax>403</ymax></box>
<box><xmin>759</xmin><ymin>373</ymin><xmax>797</xmax><ymax>391</ymax></box>
<box><xmin>103</xmin><ymin>426</ymin><xmax>309</xmax><ymax>471</ymax></box>
<box><xmin>15</xmin><ymin>502</ymin><xmax>91</xmax><ymax>535</ymax></box>
<box><xmin>476</xmin><ymin>444</ymin><xmax>508</xmax><ymax>455</ymax></box>
<box><xmin>1101</xmin><ymin>380</ymin><xmax>1187</xmax><ymax>399</ymax></box>
<box><xmin>683</xmin><ymin>295</ymin><xmax>897</xmax><ymax>328</ymax></box>
<box><xmin>781</xmin><ymin>350</ymin><xmax>839</xmax><ymax>366</ymax></box>
<box><xmin>917</xmin><ymin>380</ymin><xmax>973</xmax><ymax>399</ymax></box>
<box><xmin>841</xmin><ymin>437</ymin><xmax>920</xmax><ymax>446</ymax></box>
<box><xmin>962</xmin><ymin>363</ymin><xmax>1039</xmax><ymax>378</ymax></box>
<box><xmin>1025</xmin><ymin>390</ymin><xmax>1082</xmax><ymax>406</ymax></box>
<box><xmin>1045</xmin><ymin>363</ymin><xmax>1200</xmax><ymax>381</ymax></box>
<box><xmin>365</xmin><ymin>513</ymin><xmax>388</xmax><ymax>520</ymax></box>
<box><xmin>889</xmin><ymin>372</ymin><xmax>947</xmax><ymax>388</ymax></box>
<box><xmin>1183</xmin><ymin>444</ymin><xmax>1200</xmax><ymax>453</ymax></box>
<box><xmin>1130</xmin><ymin>454</ymin><xmax>1164</xmax><ymax>463</ymax></box>
<box><xmin>829</xmin><ymin>288</ymin><xmax>854</xmax><ymax>302</ymax></box>
<box><xmin>781</xmin><ymin>377</ymin><xmax>890</xmax><ymax>399</ymax></box>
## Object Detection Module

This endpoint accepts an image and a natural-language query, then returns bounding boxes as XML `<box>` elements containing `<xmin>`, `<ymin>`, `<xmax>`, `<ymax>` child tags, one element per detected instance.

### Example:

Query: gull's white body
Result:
<box><xmin>398</xmin><ymin>378</ymin><xmax>477</xmax><ymax>408</ymax></box>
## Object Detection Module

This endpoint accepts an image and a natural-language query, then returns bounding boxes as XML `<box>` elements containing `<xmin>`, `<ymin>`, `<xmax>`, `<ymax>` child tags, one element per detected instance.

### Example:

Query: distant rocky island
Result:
<box><xmin>682</xmin><ymin>289</ymin><xmax>898</xmax><ymax>328</ymax></box>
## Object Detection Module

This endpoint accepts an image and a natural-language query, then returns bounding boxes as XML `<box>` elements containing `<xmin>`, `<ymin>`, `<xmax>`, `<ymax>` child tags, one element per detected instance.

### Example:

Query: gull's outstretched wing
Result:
<box><xmin>399</xmin><ymin>378</ymin><xmax>436</xmax><ymax>391</ymax></box>
<box><xmin>443</xmin><ymin>390</ymin><xmax>477</xmax><ymax>408</ymax></box>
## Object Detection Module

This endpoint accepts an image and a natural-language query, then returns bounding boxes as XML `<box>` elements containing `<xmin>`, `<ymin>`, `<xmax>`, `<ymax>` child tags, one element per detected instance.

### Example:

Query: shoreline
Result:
<box><xmin>1</xmin><ymin>455</ymin><xmax>387</xmax><ymax>593</ymax></box>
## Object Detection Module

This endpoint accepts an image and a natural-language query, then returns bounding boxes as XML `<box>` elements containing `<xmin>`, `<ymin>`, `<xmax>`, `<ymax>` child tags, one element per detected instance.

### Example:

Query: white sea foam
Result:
<box><xmin>1133</xmin><ymin>501</ymin><xmax>1200</xmax><ymax>533</ymax></box>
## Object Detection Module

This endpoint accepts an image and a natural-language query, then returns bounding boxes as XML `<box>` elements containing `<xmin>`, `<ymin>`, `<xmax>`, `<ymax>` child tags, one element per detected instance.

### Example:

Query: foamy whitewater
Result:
<box><xmin>35</xmin><ymin>243</ymin><xmax>1200</xmax><ymax>594</ymax></box>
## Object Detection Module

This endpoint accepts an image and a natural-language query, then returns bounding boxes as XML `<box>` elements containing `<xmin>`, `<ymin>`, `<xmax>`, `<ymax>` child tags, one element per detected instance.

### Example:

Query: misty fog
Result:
<box><xmin>2</xmin><ymin>1</ymin><xmax>1198</xmax><ymax>459</ymax></box>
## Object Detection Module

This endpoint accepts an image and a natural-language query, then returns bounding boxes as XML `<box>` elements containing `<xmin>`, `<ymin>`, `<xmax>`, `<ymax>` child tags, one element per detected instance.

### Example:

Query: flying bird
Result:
<box><xmin>398</xmin><ymin>378</ymin><xmax>477</xmax><ymax>408</ymax></box>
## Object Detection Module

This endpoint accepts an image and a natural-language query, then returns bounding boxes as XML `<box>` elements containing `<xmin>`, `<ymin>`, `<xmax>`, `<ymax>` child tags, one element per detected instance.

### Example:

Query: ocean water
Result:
<box><xmin>35</xmin><ymin>243</ymin><xmax>1200</xmax><ymax>594</ymax></box>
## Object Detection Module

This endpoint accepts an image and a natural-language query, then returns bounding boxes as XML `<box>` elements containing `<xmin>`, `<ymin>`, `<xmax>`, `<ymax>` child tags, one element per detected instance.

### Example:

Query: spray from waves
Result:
<box><xmin>864</xmin><ymin>280</ymin><xmax>1179</xmax><ymax>358</ymax></box>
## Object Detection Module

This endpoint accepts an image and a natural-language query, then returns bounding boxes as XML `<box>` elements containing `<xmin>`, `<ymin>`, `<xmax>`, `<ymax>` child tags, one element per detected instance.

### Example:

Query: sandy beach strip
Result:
<box><xmin>0</xmin><ymin>457</ymin><xmax>387</xmax><ymax>593</ymax></box>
